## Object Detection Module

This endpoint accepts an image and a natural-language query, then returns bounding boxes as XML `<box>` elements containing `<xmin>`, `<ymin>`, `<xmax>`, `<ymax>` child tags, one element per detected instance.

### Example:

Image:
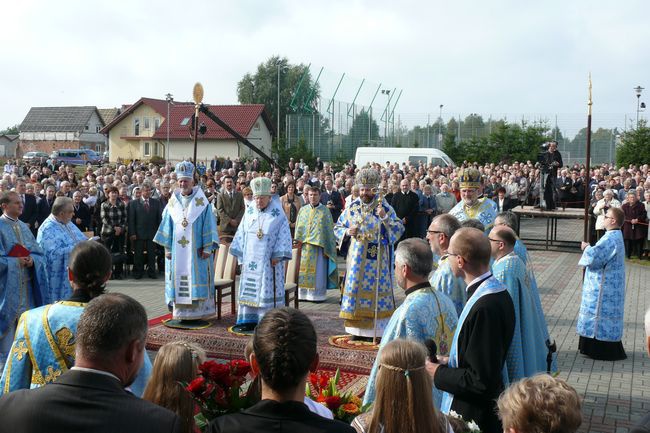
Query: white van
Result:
<box><xmin>354</xmin><ymin>147</ymin><xmax>454</xmax><ymax>168</ymax></box>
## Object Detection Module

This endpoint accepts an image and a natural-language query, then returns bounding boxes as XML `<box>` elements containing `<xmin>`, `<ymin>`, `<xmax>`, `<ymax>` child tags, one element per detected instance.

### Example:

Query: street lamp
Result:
<box><xmin>634</xmin><ymin>85</ymin><xmax>644</xmax><ymax>128</ymax></box>
<box><xmin>276</xmin><ymin>62</ymin><xmax>288</xmax><ymax>145</ymax></box>
<box><xmin>438</xmin><ymin>104</ymin><xmax>444</xmax><ymax>148</ymax></box>
<box><xmin>165</xmin><ymin>93</ymin><xmax>173</xmax><ymax>162</ymax></box>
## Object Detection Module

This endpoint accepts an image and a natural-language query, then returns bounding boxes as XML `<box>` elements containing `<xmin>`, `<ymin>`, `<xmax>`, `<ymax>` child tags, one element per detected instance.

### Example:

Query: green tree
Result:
<box><xmin>617</xmin><ymin>120</ymin><xmax>650</xmax><ymax>166</ymax></box>
<box><xmin>237</xmin><ymin>56</ymin><xmax>319</xmax><ymax>140</ymax></box>
<box><xmin>344</xmin><ymin>110</ymin><xmax>379</xmax><ymax>147</ymax></box>
<box><xmin>0</xmin><ymin>124</ymin><xmax>19</xmax><ymax>135</ymax></box>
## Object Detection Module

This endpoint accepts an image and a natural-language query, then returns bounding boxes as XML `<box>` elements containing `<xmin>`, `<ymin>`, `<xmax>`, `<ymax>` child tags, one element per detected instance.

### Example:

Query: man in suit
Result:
<box><xmin>0</xmin><ymin>293</ymin><xmax>182</xmax><ymax>433</ymax></box>
<box><xmin>391</xmin><ymin>179</ymin><xmax>420</xmax><ymax>240</ymax></box>
<box><xmin>72</xmin><ymin>190</ymin><xmax>92</xmax><ymax>232</ymax></box>
<box><xmin>494</xmin><ymin>187</ymin><xmax>515</xmax><ymax>212</ymax></box>
<box><xmin>428</xmin><ymin>228</ymin><xmax>515</xmax><ymax>433</ymax></box>
<box><xmin>16</xmin><ymin>179</ymin><xmax>38</xmax><ymax>235</ymax></box>
<box><xmin>210</xmin><ymin>155</ymin><xmax>221</xmax><ymax>172</ymax></box>
<box><xmin>128</xmin><ymin>183</ymin><xmax>162</xmax><ymax>279</ymax></box>
<box><xmin>216</xmin><ymin>176</ymin><xmax>245</xmax><ymax>242</ymax></box>
<box><xmin>319</xmin><ymin>179</ymin><xmax>342</xmax><ymax>222</ymax></box>
<box><xmin>36</xmin><ymin>184</ymin><xmax>56</xmax><ymax>228</ymax></box>
<box><xmin>483</xmin><ymin>176</ymin><xmax>501</xmax><ymax>200</ymax></box>
<box><xmin>558</xmin><ymin>169</ymin><xmax>573</xmax><ymax>206</ymax></box>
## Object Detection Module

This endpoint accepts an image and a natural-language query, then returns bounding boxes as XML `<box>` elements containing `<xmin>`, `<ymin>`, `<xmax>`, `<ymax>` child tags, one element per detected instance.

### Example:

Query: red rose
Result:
<box><xmin>324</xmin><ymin>395</ymin><xmax>342</xmax><ymax>411</ymax></box>
<box><xmin>201</xmin><ymin>381</ymin><xmax>215</xmax><ymax>399</ymax></box>
<box><xmin>201</xmin><ymin>361</ymin><xmax>231</xmax><ymax>384</ymax></box>
<box><xmin>229</xmin><ymin>359</ymin><xmax>251</xmax><ymax>377</ymax></box>
<box><xmin>186</xmin><ymin>377</ymin><xmax>205</xmax><ymax>396</ymax></box>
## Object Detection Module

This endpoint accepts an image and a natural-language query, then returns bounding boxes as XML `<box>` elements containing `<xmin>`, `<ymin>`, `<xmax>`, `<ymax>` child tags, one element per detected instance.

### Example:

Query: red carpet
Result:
<box><xmin>145</xmin><ymin>307</ymin><xmax>377</xmax><ymax>375</ymax></box>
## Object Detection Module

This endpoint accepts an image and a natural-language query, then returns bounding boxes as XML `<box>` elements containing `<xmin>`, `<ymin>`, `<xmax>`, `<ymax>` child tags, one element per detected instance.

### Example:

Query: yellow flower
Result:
<box><xmin>350</xmin><ymin>395</ymin><xmax>362</xmax><ymax>407</ymax></box>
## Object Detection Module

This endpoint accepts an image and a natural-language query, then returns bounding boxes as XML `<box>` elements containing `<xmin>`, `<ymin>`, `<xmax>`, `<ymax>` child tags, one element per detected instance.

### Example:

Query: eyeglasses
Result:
<box><xmin>426</xmin><ymin>230</ymin><xmax>443</xmax><ymax>235</ymax></box>
<box><xmin>488</xmin><ymin>237</ymin><xmax>504</xmax><ymax>244</ymax></box>
<box><xmin>441</xmin><ymin>252</ymin><xmax>469</xmax><ymax>264</ymax></box>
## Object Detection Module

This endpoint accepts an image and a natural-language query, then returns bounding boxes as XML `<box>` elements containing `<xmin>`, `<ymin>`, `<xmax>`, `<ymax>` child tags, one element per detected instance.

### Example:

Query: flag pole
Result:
<box><xmin>583</xmin><ymin>75</ymin><xmax>593</xmax><ymax>243</ymax></box>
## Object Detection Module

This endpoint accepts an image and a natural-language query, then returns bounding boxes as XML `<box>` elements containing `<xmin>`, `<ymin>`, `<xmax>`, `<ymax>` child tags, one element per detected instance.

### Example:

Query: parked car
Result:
<box><xmin>22</xmin><ymin>151</ymin><xmax>50</xmax><ymax>164</ymax></box>
<box><xmin>50</xmin><ymin>149</ymin><xmax>103</xmax><ymax>166</ymax></box>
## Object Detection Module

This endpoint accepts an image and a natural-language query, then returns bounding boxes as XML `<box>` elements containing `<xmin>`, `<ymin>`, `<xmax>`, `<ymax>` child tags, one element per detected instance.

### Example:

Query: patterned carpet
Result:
<box><xmin>146</xmin><ymin>307</ymin><xmax>377</xmax><ymax>375</ymax></box>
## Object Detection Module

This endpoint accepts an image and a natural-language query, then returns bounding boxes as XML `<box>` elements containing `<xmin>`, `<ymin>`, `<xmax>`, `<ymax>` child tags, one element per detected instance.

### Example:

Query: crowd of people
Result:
<box><xmin>1</xmin><ymin>149</ymin><xmax>649</xmax><ymax>432</ymax></box>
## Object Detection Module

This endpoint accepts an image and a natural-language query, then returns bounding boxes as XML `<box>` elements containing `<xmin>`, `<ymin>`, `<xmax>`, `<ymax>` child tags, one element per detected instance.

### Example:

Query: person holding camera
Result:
<box><xmin>541</xmin><ymin>141</ymin><xmax>563</xmax><ymax>210</ymax></box>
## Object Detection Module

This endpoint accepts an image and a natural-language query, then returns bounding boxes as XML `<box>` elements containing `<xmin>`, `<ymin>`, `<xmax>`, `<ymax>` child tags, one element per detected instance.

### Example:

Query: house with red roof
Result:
<box><xmin>100</xmin><ymin>97</ymin><xmax>274</xmax><ymax>163</ymax></box>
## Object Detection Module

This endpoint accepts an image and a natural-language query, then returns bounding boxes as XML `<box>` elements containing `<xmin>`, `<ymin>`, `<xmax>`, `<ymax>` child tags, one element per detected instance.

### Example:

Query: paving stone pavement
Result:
<box><xmin>110</xmin><ymin>230</ymin><xmax>650</xmax><ymax>433</ymax></box>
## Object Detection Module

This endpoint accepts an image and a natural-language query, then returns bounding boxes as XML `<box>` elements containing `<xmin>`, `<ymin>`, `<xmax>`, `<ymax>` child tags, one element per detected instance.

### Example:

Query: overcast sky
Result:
<box><xmin>2</xmin><ymin>0</ymin><xmax>649</xmax><ymax>137</ymax></box>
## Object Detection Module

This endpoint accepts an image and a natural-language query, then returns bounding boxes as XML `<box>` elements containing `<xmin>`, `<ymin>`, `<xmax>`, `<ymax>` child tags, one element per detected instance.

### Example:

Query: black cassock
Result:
<box><xmin>390</xmin><ymin>191</ymin><xmax>420</xmax><ymax>239</ymax></box>
<box><xmin>434</xmin><ymin>277</ymin><xmax>515</xmax><ymax>433</ymax></box>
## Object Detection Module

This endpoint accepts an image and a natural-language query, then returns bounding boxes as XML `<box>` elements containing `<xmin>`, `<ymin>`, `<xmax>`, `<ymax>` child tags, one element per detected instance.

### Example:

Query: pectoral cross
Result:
<box><xmin>178</xmin><ymin>236</ymin><xmax>190</xmax><ymax>248</ymax></box>
<box><xmin>257</xmin><ymin>228</ymin><xmax>264</xmax><ymax>239</ymax></box>
<box><xmin>182</xmin><ymin>218</ymin><xmax>189</xmax><ymax>228</ymax></box>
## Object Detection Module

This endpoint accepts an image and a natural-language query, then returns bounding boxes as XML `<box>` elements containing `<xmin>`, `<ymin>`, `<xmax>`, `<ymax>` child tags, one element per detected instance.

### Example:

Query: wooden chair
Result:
<box><xmin>215</xmin><ymin>249</ymin><xmax>238</xmax><ymax>320</ymax></box>
<box><xmin>284</xmin><ymin>248</ymin><xmax>300</xmax><ymax>309</ymax></box>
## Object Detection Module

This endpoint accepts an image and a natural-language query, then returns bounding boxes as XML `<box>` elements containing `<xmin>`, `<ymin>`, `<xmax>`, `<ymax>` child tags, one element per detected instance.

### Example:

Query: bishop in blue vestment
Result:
<box><xmin>154</xmin><ymin>162</ymin><xmax>220</xmax><ymax>320</ymax></box>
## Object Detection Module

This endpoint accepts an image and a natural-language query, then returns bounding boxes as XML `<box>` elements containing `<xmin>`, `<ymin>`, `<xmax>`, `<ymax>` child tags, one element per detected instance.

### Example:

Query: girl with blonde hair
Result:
<box><xmin>352</xmin><ymin>339</ymin><xmax>450</xmax><ymax>433</ymax></box>
<box><xmin>143</xmin><ymin>341</ymin><xmax>206</xmax><ymax>433</ymax></box>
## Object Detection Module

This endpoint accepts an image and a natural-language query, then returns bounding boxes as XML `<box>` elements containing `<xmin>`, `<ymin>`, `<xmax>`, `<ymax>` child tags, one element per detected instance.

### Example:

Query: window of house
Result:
<box><xmin>85</xmin><ymin>125</ymin><xmax>89</xmax><ymax>131</ymax></box>
<box><xmin>95</xmin><ymin>125</ymin><xmax>101</xmax><ymax>133</ymax></box>
<box><xmin>253</xmin><ymin>121</ymin><xmax>260</xmax><ymax>131</ymax></box>
<box><xmin>154</xmin><ymin>118</ymin><xmax>160</xmax><ymax>130</ymax></box>
<box><xmin>144</xmin><ymin>142</ymin><xmax>150</xmax><ymax>157</ymax></box>
<box><xmin>134</xmin><ymin>118</ymin><xmax>140</xmax><ymax>136</ymax></box>
<box><xmin>180</xmin><ymin>117</ymin><xmax>191</xmax><ymax>126</ymax></box>
<box><xmin>154</xmin><ymin>142</ymin><xmax>160</xmax><ymax>156</ymax></box>
<box><xmin>95</xmin><ymin>144</ymin><xmax>102</xmax><ymax>152</ymax></box>
<box><xmin>144</xmin><ymin>117</ymin><xmax>150</xmax><ymax>129</ymax></box>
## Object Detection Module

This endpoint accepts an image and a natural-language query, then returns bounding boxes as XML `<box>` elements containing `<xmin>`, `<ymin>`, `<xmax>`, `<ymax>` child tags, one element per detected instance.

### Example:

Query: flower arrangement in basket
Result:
<box><xmin>305</xmin><ymin>368</ymin><xmax>370</xmax><ymax>423</ymax></box>
<box><xmin>183</xmin><ymin>359</ymin><xmax>253</xmax><ymax>431</ymax></box>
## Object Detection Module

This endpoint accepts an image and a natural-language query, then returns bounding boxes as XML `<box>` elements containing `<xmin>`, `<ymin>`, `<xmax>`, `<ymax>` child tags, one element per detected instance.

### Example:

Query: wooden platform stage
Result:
<box><xmin>513</xmin><ymin>206</ymin><xmax>585</xmax><ymax>251</ymax></box>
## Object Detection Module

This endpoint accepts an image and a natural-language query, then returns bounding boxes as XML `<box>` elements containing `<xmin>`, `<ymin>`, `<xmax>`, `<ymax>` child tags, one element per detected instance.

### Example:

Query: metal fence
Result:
<box><xmin>285</xmin><ymin>99</ymin><xmax>638</xmax><ymax>165</ymax></box>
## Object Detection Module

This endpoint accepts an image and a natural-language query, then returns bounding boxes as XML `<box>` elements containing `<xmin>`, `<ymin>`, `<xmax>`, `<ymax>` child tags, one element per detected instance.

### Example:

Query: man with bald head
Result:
<box><xmin>489</xmin><ymin>225</ymin><xmax>553</xmax><ymax>381</ymax></box>
<box><xmin>427</xmin><ymin>227</ymin><xmax>515</xmax><ymax>433</ymax></box>
<box><xmin>390</xmin><ymin>178</ymin><xmax>420</xmax><ymax>241</ymax></box>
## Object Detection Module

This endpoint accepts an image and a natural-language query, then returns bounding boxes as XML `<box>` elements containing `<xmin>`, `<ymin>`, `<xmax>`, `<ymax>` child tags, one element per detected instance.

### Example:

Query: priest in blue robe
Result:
<box><xmin>494</xmin><ymin>211</ymin><xmax>557</xmax><ymax>373</ymax></box>
<box><xmin>36</xmin><ymin>197</ymin><xmax>88</xmax><ymax>303</ymax></box>
<box><xmin>154</xmin><ymin>161</ymin><xmax>220</xmax><ymax>322</ymax></box>
<box><xmin>427</xmin><ymin>214</ymin><xmax>466</xmax><ymax>315</ymax></box>
<box><xmin>0</xmin><ymin>241</ymin><xmax>151</xmax><ymax>396</ymax></box>
<box><xmin>334</xmin><ymin>168</ymin><xmax>404</xmax><ymax>339</ymax></box>
<box><xmin>490</xmin><ymin>225</ymin><xmax>551</xmax><ymax>381</ymax></box>
<box><xmin>449</xmin><ymin>167</ymin><xmax>497</xmax><ymax>233</ymax></box>
<box><xmin>364</xmin><ymin>238</ymin><xmax>458</xmax><ymax>409</ymax></box>
<box><xmin>577</xmin><ymin>206</ymin><xmax>627</xmax><ymax>360</ymax></box>
<box><xmin>230</xmin><ymin>177</ymin><xmax>292</xmax><ymax>333</ymax></box>
<box><xmin>0</xmin><ymin>191</ymin><xmax>49</xmax><ymax>371</ymax></box>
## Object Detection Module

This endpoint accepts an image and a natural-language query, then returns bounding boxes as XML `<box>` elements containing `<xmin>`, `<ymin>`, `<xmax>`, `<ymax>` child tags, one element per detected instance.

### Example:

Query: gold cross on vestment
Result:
<box><xmin>44</xmin><ymin>366</ymin><xmax>62</xmax><ymax>383</ymax></box>
<box><xmin>178</xmin><ymin>236</ymin><xmax>190</xmax><ymax>248</ymax></box>
<box><xmin>195</xmin><ymin>197</ymin><xmax>204</xmax><ymax>207</ymax></box>
<box><xmin>55</xmin><ymin>327</ymin><xmax>75</xmax><ymax>359</ymax></box>
<box><xmin>12</xmin><ymin>341</ymin><xmax>28</xmax><ymax>361</ymax></box>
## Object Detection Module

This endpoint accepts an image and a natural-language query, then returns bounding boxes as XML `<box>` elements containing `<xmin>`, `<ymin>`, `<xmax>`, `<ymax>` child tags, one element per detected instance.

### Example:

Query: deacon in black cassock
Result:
<box><xmin>427</xmin><ymin>227</ymin><xmax>515</xmax><ymax>433</ymax></box>
<box><xmin>391</xmin><ymin>179</ymin><xmax>420</xmax><ymax>240</ymax></box>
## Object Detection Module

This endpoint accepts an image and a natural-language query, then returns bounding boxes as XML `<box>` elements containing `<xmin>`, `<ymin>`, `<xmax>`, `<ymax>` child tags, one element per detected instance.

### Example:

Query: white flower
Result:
<box><xmin>467</xmin><ymin>420</ymin><xmax>481</xmax><ymax>432</ymax></box>
<box><xmin>448</xmin><ymin>410</ymin><xmax>461</xmax><ymax>419</ymax></box>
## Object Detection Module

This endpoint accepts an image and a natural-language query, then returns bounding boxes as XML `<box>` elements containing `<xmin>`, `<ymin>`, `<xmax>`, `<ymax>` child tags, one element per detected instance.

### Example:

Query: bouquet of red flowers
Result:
<box><xmin>305</xmin><ymin>368</ymin><xmax>370</xmax><ymax>424</ymax></box>
<box><xmin>184</xmin><ymin>359</ymin><xmax>253</xmax><ymax>431</ymax></box>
